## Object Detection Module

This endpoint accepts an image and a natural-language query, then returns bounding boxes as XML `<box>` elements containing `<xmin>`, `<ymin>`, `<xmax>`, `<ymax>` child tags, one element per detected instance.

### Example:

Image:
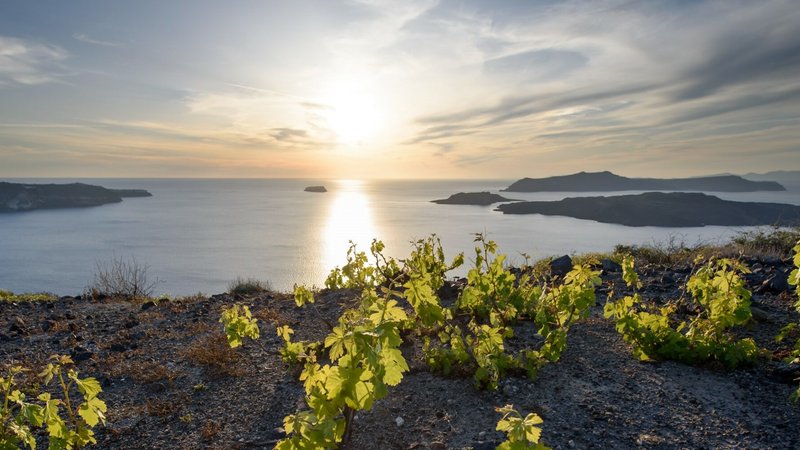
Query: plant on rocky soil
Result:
<box><xmin>424</xmin><ymin>234</ymin><xmax>600</xmax><ymax>389</ymax></box>
<box><xmin>1</xmin><ymin>355</ymin><xmax>106</xmax><ymax>449</ymax></box>
<box><xmin>605</xmin><ymin>255</ymin><xmax>758</xmax><ymax>368</ymax></box>
<box><xmin>230</xmin><ymin>235</ymin><xmax>580</xmax><ymax>448</ymax></box>
<box><xmin>86</xmin><ymin>256</ymin><xmax>158</xmax><ymax>300</ymax></box>
<box><xmin>494</xmin><ymin>404</ymin><xmax>550</xmax><ymax>450</ymax></box>
<box><xmin>732</xmin><ymin>227</ymin><xmax>800</xmax><ymax>258</ymax></box>
<box><xmin>219</xmin><ymin>304</ymin><xmax>260</xmax><ymax>348</ymax></box>
<box><xmin>227</xmin><ymin>277</ymin><xmax>272</xmax><ymax>298</ymax></box>
<box><xmin>0</xmin><ymin>290</ymin><xmax>56</xmax><ymax>302</ymax></box>
<box><xmin>775</xmin><ymin>239</ymin><xmax>800</xmax><ymax>401</ymax></box>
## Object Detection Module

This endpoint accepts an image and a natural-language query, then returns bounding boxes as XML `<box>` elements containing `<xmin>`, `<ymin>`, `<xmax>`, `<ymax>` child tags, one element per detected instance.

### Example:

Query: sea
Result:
<box><xmin>1</xmin><ymin>178</ymin><xmax>798</xmax><ymax>296</ymax></box>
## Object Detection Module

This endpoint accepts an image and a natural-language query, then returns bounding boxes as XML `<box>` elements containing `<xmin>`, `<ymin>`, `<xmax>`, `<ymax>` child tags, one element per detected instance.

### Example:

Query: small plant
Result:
<box><xmin>219</xmin><ymin>304</ymin><xmax>260</xmax><ymax>348</ymax></box>
<box><xmin>0</xmin><ymin>290</ymin><xmax>56</xmax><ymax>302</ymax></box>
<box><xmin>732</xmin><ymin>227</ymin><xmax>800</xmax><ymax>258</ymax></box>
<box><xmin>605</xmin><ymin>255</ymin><xmax>758</xmax><ymax>368</ymax></box>
<box><xmin>776</xmin><ymin>239</ymin><xmax>800</xmax><ymax>401</ymax></box>
<box><xmin>1</xmin><ymin>355</ymin><xmax>106</xmax><ymax>449</ymax></box>
<box><xmin>227</xmin><ymin>277</ymin><xmax>271</xmax><ymax>298</ymax></box>
<box><xmin>495</xmin><ymin>404</ymin><xmax>550</xmax><ymax>449</ymax></box>
<box><xmin>86</xmin><ymin>256</ymin><xmax>158</xmax><ymax>299</ymax></box>
<box><xmin>184</xmin><ymin>334</ymin><xmax>244</xmax><ymax>379</ymax></box>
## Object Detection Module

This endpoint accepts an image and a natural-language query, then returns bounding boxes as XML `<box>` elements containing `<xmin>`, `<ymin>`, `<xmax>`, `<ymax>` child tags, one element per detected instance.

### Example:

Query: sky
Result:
<box><xmin>0</xmin><ymin>0</ymin><xmax>799</xmax><ymax>179</ymax></box>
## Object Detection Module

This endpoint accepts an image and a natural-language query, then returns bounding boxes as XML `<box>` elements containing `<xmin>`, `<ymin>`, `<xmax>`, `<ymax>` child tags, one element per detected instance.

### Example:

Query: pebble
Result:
<box><xmin>395</xmin><ymin>416</ymin><xmax>405</xmax><ymax>427</ymax></box>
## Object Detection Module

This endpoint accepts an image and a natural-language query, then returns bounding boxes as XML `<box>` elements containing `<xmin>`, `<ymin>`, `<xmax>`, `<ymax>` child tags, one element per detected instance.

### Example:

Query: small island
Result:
<box><xmin>304</xmin><ymin>185</ymin><xmax>327</xmax><ymax>193</ymax></box>
<box><xmin>503</xmin><ymin>171</ymin><xmax>785</xmax><ymax>192</ymax></box>
<box><xmin>0</xmin><ymin>182</ymin><xmax>152</xmax><ymax>213</ymax></box>
<box><xmin>431</xmin><ymin>191</ymin><xmax>519</xmax><ymax>205</ymax></box>
<box><xmin>495</xmin><ymin>192</ymin><xmax>800</xmax><ymax>227</ymax></box>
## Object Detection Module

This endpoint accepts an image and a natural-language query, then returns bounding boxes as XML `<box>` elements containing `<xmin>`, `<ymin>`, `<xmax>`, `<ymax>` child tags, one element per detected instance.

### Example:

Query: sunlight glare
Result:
<box><xmin>323</xmin><ymin>79</ymin><xmax>384</xmax><ymax>146</ymax></box>
<box><xmin>323</xmin><ymin>180</ymin><xmax>378</xmax><ymax>271</ymax></box>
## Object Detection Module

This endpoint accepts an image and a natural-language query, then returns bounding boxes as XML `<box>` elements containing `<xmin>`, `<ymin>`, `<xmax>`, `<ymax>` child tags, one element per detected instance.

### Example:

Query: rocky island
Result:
<box><xmin>431</xmin><ymin>191</ymin><xmax>519</xmax><ymax>205</ymax></box>
<box><xmin>304</xmin><ymin>185</ymin><xmax>327</xmax><ymax>193</ymax></box>
<box><xmin>503</xmin><ymin>171</ymin><xmax>785</xmax><ymax>192</ymax></box>
<box><xmin>496</xmin><ymin>192</ymin><xmax>800</xmax><ymax>227</ymax></box>
<box><xmin>0</xmin><ymin>182</ymin><xmax>152</xmax><ymax>212</ymax></box>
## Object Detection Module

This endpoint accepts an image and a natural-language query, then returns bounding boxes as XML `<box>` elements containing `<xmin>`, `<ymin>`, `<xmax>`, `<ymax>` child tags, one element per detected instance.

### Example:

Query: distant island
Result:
<box><xmin>0</xmin><ymin>182</ymin><xmax>152</xmax><ymax>212</ymax></box>
<box><xmin>304</xmin><ymin>185</ymin><xmax>327</xmax><ymax>193</ymax></box>
<box><xmin>495</xmin><ymin>192</ymin><xmax>800</xmax><ymax>227</ymax></box>
<box><xmin>503</xmin><ymin>171</ymin><xmax>785</xmax><ymax>192</ymax></box>
<box><xmin>431</xmin><ymin>191</ymin><xmax>519</xmax><ymax>205</ymax></box>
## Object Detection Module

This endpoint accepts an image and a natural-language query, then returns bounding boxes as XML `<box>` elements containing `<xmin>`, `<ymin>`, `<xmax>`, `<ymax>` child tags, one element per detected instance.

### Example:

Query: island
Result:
<box><xmin>0</xmin><ymin>182</ymin><xmax>152</xmax><ymax>212</ymax></box>
<box><xmin>304</xmin><ymin>185</ymin><xmax>327</xmax><ymax>193</ymax></box>
<box><xmin>503</xmin><ymin>171</ymin><xmax>785</xmax><ymax>192</ymax></box>
<box><xmin>431</xmin><ymin>191</ymin><xmax>520</xmax><ymax>205</ymax></box>
<box><xmin>495</xmin><ymin>192</ymin><xmax>800</xmax><ymax>227</ymax></box>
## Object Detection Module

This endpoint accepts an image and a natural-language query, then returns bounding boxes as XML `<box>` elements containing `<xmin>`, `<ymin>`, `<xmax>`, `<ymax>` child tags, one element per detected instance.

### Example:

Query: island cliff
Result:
<box><xmin>495</xmin><ymin>192</ymin><xmax>800</xmax><ymax>227</ymax></box>
<box><xmin>503</xmin><ymin>171</ymin><xmax>785</xmax><ymax>192</ymax></box>
<box><xmin>0</xmin><ymin>182</ymin><xmax>152</xmax><ymax>212</ymax></box>
<box><xmin>431</xmin><ymin>192</ymin><xmax>519</xmax><ymax>205</ymax></box>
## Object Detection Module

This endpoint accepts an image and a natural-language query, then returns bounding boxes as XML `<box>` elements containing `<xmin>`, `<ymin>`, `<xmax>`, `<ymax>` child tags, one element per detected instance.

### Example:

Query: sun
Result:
<box><xmin>322</xmin><ymin>79</ymin><xmax>384</xmax><ymax>146</ymax></box>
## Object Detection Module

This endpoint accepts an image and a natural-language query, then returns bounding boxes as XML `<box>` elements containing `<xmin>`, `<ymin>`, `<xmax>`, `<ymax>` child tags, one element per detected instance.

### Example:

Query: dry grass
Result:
<box><xmin>183</xmin><ymin>333</ymin><xmax>246</xmax><ymax>379</ymax></box>
<box><xmin>201</xmin><ymin>420</ymin><xmax>222</xmax><ymax>441</ymax></box>
<box><xmin>103</xmin><ymin>352</ymin><xmax>181</xmax><ymax>386</ymax></box>
<box><xmin>612</xmin><ymin>227</ymin><xmax>800</xmax><ymax>266</ymax></box>
<box><xmin>254</xmin><ymin>306</ymin><xmax>284</xmax><ymax>325</ymax></box>
<box><xmin>228</xmin><ymin>277</ymin><xmax>271</xmax><ymax>298</ymax></box>
<box><xmin>145</xmin><ymin>398</ymin><xmax>180</xmax><ymax>417</ymax></box>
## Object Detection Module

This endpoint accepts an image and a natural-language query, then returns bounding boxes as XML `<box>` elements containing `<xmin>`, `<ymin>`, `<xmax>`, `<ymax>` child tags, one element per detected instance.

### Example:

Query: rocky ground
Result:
<box><xmin>1</xmin><ymin>256</ymin><xmax>799</xmax><ymax>449</ymax></box>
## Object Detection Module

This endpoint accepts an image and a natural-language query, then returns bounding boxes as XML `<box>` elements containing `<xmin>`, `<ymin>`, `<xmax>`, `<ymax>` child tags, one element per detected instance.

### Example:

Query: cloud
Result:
<box><xmin>0</xmin><ymin>35</ymin><xmax>68</xmax><ymax>85</ymax></box>
<box><xmin>483</xmin><ymin>48</ymin><xmax>588</xmax><ymax>81</ymax></box>
<box><xmin>270</xmin><ymin>127</ymin><xmax>308</xmax><ymax>142</ymax></box>
<box><xmin>670</xmin><ymin>2</ymin><xmax>800</xmax><ymax>101</ymax></box>
<box><xmin>72</xmin><ymin>33</ymin><xmax>122</xmax><ymax>47</ymax></box>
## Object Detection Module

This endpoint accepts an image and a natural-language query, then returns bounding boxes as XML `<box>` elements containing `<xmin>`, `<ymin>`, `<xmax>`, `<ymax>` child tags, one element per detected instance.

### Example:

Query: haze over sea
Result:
<box><xmin>2</xmin><ymin>178</ymin><xmax>799</xmax><ymax>297</ymax></box>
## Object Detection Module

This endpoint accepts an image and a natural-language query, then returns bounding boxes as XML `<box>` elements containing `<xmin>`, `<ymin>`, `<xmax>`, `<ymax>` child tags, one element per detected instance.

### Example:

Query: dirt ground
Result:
<box><xmin>1</xmin><ymin>258</ymin><xmax>799</xmax><ymax>449</ymax></box>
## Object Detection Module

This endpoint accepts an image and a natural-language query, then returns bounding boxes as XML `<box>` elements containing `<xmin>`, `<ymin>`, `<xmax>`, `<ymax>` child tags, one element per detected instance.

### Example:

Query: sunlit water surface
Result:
<box><xmin>1</xmin><ymin>178</ymin><xmax>798</xmax><ymax>296</ymax></box>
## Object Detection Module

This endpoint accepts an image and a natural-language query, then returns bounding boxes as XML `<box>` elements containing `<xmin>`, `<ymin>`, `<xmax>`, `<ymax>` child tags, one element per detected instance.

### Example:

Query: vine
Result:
<box><xmin>1</xmin><ymin>355</ymin><xmax>106</xmax><ymax>449</ymax></box>
<box><xmin>604</xmin><ymin>255</ymin><xmax>758</xmax><ymax>368</ymax></box>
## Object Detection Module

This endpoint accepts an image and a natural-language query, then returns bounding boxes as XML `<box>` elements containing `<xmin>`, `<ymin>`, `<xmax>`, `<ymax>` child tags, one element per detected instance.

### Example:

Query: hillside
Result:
<box><xmin>503</xmin><ymin>171</ymin><xmax>786</xmax><ymax>192</ymax></box>
<box><xmin>0</xmin><ymin>182</ymin><xmax>152</xmax><ymax>212</ymax></box>
<box><xmin>431</xmin><ymin>191</ymin><xmax>519</xmax><ymax>205</ymax></box>
<box><xmin>1</xmin><ymin>242</ymin><xmax>799</xmax><ymax>449</ymax></box>
<box><xmin>496</xmin><ymin>192</ymin><xmax>800</xmax><ymax>227</ymax></box>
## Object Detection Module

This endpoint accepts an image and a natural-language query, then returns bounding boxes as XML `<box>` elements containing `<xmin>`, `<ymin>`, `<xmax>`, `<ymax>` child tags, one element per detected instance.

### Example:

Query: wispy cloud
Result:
<box><xmin>0</xmin><ymin>35</ymin><xmax>67</xmax><ymax>85</ymax></box>
<box><xmin>72</xmin><ymin>33</ymin><xmax>123</xmax><ymax>47</ymax></box>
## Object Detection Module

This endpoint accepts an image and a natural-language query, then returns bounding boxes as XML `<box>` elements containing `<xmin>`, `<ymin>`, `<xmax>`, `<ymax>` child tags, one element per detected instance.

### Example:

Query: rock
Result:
<box><xmin>71</xmin><ymin>347</ymin><xmax>93</xmax><ymax>362</ymax></box>
<box><xmin>304</xmin><ymin>186</ymin><xmax>327</xmax><ymax>193</ymax></box>
<box><xmin>502</xmin><ymin>171</ymin><xmax>785</xmax><ymax>193</ymax></box>
<box><xmin>550</xmin><ymin>255</ymin><xmax>573</xmax><ymax>277</ymax></box>
<box><xmin>0</xmin><ymin>181</ymin><xmax>151</xmax><ymax>212</ymax></box>
<box><xmin>750</xmin><ymin>306</ymin><xmax>776</xmax><ymax>323</ymax></box>
<box><xmin>760</xmin><ymin>272</ymin><xmax>789</xmax><ymax>293</ymax></box>
<box><xmin>496</xmin><ymin>192</ymin><xmax>800</xmax><ymax>227</ymax></box>
<box><xmin>431</xmin><ymin>192</ymin><xmax>520</xmax><ymax>206</ymax></box>
<box><xmin>395</xmin><ymin>416</ymin><xmax>405</xmax><ymax>427</ymax></box>
<box><xmin>10</xmin><ymin>316</ymin><xmax>27</xmax><ymax>334</ymax></box>
<box><xmin>141</xmin><ymin>300</ymin><xmax>157</xmax><ymax>310</ymax></box>
<box><xmin>769</xmin><ymin>361</ymin><xmax>800</xmax><ymax>384</ymax></box>
<box><xmin>763</xmin><ymin>256</ymin><xmax>783</xmax><ymax>267</ymax></box>
<box><xmin>601</xmin><ymin>259</ymin><xmax>622</xmax><ymax>273</ymax></box>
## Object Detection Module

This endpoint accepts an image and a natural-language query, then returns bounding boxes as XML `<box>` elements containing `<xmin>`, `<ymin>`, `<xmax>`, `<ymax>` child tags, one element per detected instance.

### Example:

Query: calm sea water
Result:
<box><xmin>1</xmin><ymin>178</ymin><xmax>798</xmax><ymax>296</ymax></box>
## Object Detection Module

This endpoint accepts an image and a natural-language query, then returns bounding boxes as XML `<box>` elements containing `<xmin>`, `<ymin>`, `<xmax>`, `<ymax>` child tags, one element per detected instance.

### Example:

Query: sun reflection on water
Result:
<box><xmin>323</xmin><ymin>180</ymin><xmax>379</xmax><ymax>271</ymax></box>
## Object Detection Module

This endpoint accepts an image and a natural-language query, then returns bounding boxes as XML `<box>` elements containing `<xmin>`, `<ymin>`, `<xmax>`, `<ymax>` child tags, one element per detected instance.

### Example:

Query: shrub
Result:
<box><xmin>0</xmin><ymin>290</ymin><xmax>56</xmax><ymax>302</ymax></box>
<box><xmin>731</xmin><ymin>226</ymin><xmax>800</xmax><ymax>259</ymax></box>
<box><xmin>86</xmin><ymin>256</ymin><xmax>158</xmax><ymax>299</ymax></box>
<box><xmin>227</xmin><ymin>277</ymin><xmax>271</xmax><ymax>297</ymax></box>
